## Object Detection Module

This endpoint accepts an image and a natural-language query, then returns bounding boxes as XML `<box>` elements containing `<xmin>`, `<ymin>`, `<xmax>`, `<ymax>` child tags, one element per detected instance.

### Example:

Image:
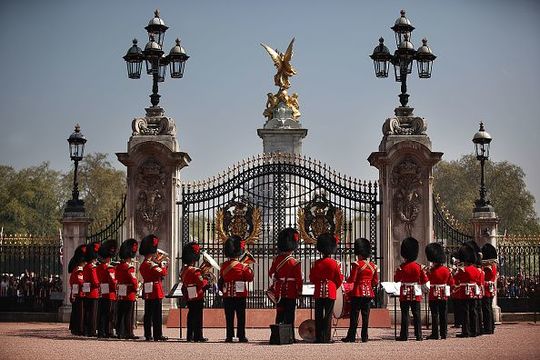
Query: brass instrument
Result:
<box><xmin>155</xmin><ymin>249</ymin><xmax>170</xmax><ymax>265</ymax></box>
<box><xmin>239</xmin><ymin>250</ymin><xmax>256</xmax><ymax>266</ymax></box>
<box><xmin>200</xmin><ymin>250</ymin><xmax>220</xmax><ymax>285</ymax></box>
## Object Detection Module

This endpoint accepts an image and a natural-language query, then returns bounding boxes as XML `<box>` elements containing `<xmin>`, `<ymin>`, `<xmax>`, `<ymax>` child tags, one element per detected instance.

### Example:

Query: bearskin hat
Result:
<box><xmin>481</xmin><ymin>243</ymin><xmax>498</xmax><ymax>262</ymax></box>
<box><xmin>425</xmin><ymin>242</ymin><xmax>446</xmax><ymax>264</ymax></box>
<box><xmin>84</xmin><ymin>241</ymin><xmax>101</xmax><ymax>262</ymax></box>
<box><xmin>98</xmin><ymin>239</ymin><xmax>118</xmax><ymax>259</ymax></box>
<box><xmin>68</xmin><ymin>256</ymin><xmax>78</xmax><ymax>273</ymax></box>
<box><xmin>139</xmin><ymin>234</ymin><xmax>159</xmax><ymax>256</ymax></box>
<box><xmin>277</xmin><ymin>227</ymin><xmax>300</xmax><ymax>252</ymax></box>
<box><xmin>224</xmin><ymin>235</ymin><xmax>244</xmax><ymax>258</ymax></box>
<box><xmin>68</xmin><ymin>244</ymin><xmax>87</xmax><ymax>272</ymax></box>
<box><xmin>465</xmin><ymin>240</ymin><xmax>482</xmax><ymax>265</ymax></box>
<box><xmin>400</xmin><ymin>237</ymin><xmax>419</xmax><ymax>261</ymax></box>
<box><xmin>354</xmin><ymin>238</ymin><xmax>371</xmax><ymax>258</ymax></box>
<box><xmin>316</xmin><ymin>233</ymin><xmax>338</xmax><ymax>256</ymax></box>
<box><xmin>119</xmin><ymin>238</ymin><xmax>138</xmax><ymax>260</ymax></box>
<box><xmin>182</xmin><ymin>242</ymin><xmax>201</xmax><ymax>264</ymax></box>
<box><xmin>457</xmin><ymin>243</ymin><xmax>476</xmax><ymax>264</ymax></box>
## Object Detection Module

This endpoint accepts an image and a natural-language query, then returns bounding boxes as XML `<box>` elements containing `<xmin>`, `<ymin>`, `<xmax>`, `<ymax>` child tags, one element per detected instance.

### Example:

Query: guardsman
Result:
<box><xmin>181</xmin><ymin>242</ymin><xmax>209</xmax><ymax>342</ymax></box>
<box><xmin>115</xmin><ymin>239</ymin><xmax>139</xmax><ymax>339</ymax></box>
<box><xmin>465</xmin><ymin>240</ymin><xmax>484</xmax><ymax>335</ymax></box>
<box><xmin>97</xmin><ymin>240</ymin><xmax>118</xmax><ymax>338</ymax></box>
<box><xmin>454</xmin><ymin>243</ymin><xmax>481</xmax><ymax>337</ymax></box>
<box><xmin>139</xmin><ymin>234</ymin><xmax>168</xmax><ymax>342</ymax></box>
<box><xmin>394</xmin><ymin>237</ymin><xmax>428</xmax><ymax>341</ymax></box>
<box><xmin>425</xmin><ymin>242</ymin><xmax>454</xmax><ymax>340</ymax></box>
<box><xmin>309</xmin><ymin>233</ymin><xmax>343</xmax><ymax>343</ymax></box>
<box><xmin>219</xmin><ymin>235</ymin><xmax>254</xmax><ymax>343</ymax></box>
<box><xmin>449</xmin><ymin>250</ymin><xmax>464</xmax><ymax>329</ymax></box>
<box><xmin>268</xmin><ymin>228</ymin><xmax>303</xmax><ymax>335</ymax></box>
<box><xmin>68</xmin><ymin>244</ymin><xmax>87</xmax><ymax>336</ymax></box>
<box><xmin>342</xmin><ymin>237</ymin><xmax>378</xmax><ymax>343</ymax></box>
<box><xmin>481</xmin><ymin>243</ymin><xmax>498</xmax><ymax>334</ymax></box>
<box><xmin>82</xmin><ymin>242</ymin><xmax>101</xmax><ymax>337</ymax></box>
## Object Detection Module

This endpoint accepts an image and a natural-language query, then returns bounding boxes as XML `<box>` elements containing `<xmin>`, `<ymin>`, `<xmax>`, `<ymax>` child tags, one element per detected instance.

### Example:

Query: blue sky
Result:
<box><xmin>1</xmin><ymin>0</ymin><xmax>539</xmax><ymax>214</ymax></box>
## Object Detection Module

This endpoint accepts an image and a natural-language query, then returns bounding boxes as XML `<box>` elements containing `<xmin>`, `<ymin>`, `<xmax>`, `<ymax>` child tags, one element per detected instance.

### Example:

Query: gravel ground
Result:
<box><xmin>0</xmin><ymin>322</ymin><xmax>539</xmax><ymax>360</ymax></box>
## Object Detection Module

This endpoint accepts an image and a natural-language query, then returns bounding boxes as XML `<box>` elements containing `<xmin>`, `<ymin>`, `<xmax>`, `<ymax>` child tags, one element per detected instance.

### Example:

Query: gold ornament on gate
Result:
<box><xmin>216</xmin><ymin>198</ymin><xmax>262</xmax><ymax>245</ymax></box>
<box><xmin>297</xmin><ymin>192</ymin><xmax>343</xmax><ymax>245</ymax></box>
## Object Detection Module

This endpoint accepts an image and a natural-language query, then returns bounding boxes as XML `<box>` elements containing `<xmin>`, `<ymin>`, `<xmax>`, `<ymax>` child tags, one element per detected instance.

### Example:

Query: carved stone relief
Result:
<box><xmin>391</xmin><ymin>157</ymin><xmax>423</xmax><ymax>236</ymax></box>
<box><xmin>135</xmin><ymin>157</ymin><xmax>166</xmax><ymax>236</ymax></box>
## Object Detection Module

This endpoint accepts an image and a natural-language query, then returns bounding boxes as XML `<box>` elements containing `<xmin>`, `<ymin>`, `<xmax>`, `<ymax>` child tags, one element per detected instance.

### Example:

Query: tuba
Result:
<box><xmin>200</xmin><ymin>250</ymin><xmax>220</xmax><ymax>285</ymax></box>
<box><xmin>239</xmin><ymin>250</ymin><xmax>256</xmax><ymax>266</ymax></box>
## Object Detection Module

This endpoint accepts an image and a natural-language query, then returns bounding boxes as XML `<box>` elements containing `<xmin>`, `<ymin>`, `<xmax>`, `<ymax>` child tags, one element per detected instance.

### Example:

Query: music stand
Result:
<box><xmin>166</xmin><ymin>282</ymin><xmax>184</xmax><ymax>340</ymax></box>
<box><xmin>381</xmin><ymin>282</ymin><xmax>400</xmax><ymax>340</ymax></box>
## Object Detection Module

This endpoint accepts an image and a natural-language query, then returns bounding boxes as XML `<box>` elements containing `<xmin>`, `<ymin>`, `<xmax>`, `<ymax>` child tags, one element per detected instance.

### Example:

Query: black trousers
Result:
<box><xmin>187</xmin><ymin>300</ymin><xmax>205</xmax><ymax>341</ymax></box>
<box><xmin>69</xmin><ymin>297</ymin><xmax>84</xmax><ymax>335</ymax></box>
<box><xmin>461</xmin><ymin>298</ymin><xmax>478</xmax><ymax>336</ymax></box>
<box><xmin>429</xmin><ymin>300</ymin><xmax>448</xmax><ymax>338</ymax></box>
<box><xmin>116</xmin><ymin>300</ymin><xmax>135</xmax><ymax>338</ymax></box>
<box><xmin>399</xmin><ymin>300</ymin><xmax>422</xmax><ymax>340</ymax></box>
<box><xmin>97</xmin><ymin>298</ymin><xmax>115</xmax><ymax>337</ymax></box>
<box><xmin>481</xmin><ymin>297</ymin><xmax>495</xmax><ymax>334</ymax></box>
<box><xmin>83</xmin><ymin>298</ymin><xmax>98</xmax><ymax>337</ymax></box>
<box><xmin>275</xmin><ymin>298</ymin><xmax>297</xmax><ymax>325</ymax></box>
<box><xmin>223</xmin><ymin>297</ymin><xmax>247</xmax><ymax>339</ymax></box>
<box><xmin>315</xmin><ymin>298</ymin><xmax>334</xmax><ymax>343</ymax></box>
<box><xmin>475</xmin><ymin>299</ymin><xmax>483</xmax><ymax>335</ymax></box>
<box><xmin>144</xmin><ymin>299</ymin><xmax>163</xmax><ymax>339</ymax></box>
<box><xmin>453</xmin><ymin>299</ymin><xmax>464</xmax><ymax>327</ymax></box>
<box><xmin>346</xmin><ymin>297</ymin><xmax>371</xmax><ymax>341</ymax></box>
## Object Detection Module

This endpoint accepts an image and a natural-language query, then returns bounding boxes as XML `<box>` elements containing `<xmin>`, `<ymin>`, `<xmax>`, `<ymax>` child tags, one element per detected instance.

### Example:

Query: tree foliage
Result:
<box><xmin>433</xmin><ymin>154</ymin><xmax>540</xmax><ymax>235</ymax></box>
<box><xmin>0</xmin><ymin>153</ymin><xmax>126</xmax><ymax>236</ymax></box>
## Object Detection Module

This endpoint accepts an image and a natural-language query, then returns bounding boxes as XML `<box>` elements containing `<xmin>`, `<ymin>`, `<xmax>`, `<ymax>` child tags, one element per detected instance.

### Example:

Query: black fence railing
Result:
<box><xmin>86</xmin><ymin>194</ymin><xmax>127</xmax><ymax>245</ymax></box>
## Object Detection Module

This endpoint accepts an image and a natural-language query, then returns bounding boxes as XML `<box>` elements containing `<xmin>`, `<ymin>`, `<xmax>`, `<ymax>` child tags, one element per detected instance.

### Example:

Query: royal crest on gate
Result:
<box><xmin>216</xmin><ymin>197</ymin><xmax>262</xmax><ymax>244</ymax></box>
<box><xmin>298</xmin><ymin>192</ymin><xmax>343</xmax><ymax>244</ymax></box>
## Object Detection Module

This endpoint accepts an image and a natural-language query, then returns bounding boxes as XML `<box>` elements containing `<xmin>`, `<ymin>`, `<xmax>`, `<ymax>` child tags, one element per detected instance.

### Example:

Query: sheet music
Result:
<box><xmin>381</xmin><ymin>281</ymin><xmax>401</xmax><ymax>296</ymax></box>
<box><xmin>302</xmin><ymin>284</ymin><xmax>315</xmax><ymax>296</ymax></box>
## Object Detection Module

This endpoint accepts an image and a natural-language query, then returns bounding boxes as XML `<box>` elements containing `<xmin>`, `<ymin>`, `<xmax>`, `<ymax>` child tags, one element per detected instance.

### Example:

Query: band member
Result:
<box><xmin>454</xmin><ymin>243</ymin><xmax>481</xmax><ymax>338</ymax></box>
<box><xmin>68</xmin><ymin>244</ymin><xmax>87</xmax><ymax>336</ymax></box>
<box><xmin>97</xmin><ymin>239</ymin><xmax>118</xmax><ymax>338</ymax></box>
<box><xmin>342</xmin><ymin>237</ymin><xmax>378</xmax><ymax>343</ymax></box>
<box><xmin>269</xmin><ymin>228</ymin><xmax>303</xmax><ymax>335</ymax></box>
<box><xmin>450</xmin><ymin>250</ymin><xmax>464</xmax><ymax>329</ymax></box>
<box><xmin>309</xmin><ymin>233</ymin><xmax>343</xmax><ymax>343</ymax></box>
<box><xmin>116</xmin><ymin>239</ymin><xmax>139</xmax><ymax>339</ymax></box>
<box><xmin>481</xmin><ymin>243</ymin><xmax>497</xmax><ymax>334</ymax></box>
<box><xmin>394</xmin><ymin>237</ymin><xmax>427</xmax><ymax>341</ymax></box>
<box><xmin>139</xmin><ymin>234</ymin><xmax>168</xmax><ymax>341</ymax></box>
<box><xmin>425</xmin><ymin>242</ymin><xmax>454</xmax><ymax>340</ymax></box>
<box><xmin>466</xmin><ymin>240</ymin><xmax>484</xmax><ymax>335</ymax></box>
<box><xmin>181</xmin><ymin>242</ymin><xmax>209</xmax><ymax>342</ymax></box>
<box><xmin>82</xmin><ymin>241</ymin><xmax>101</xmax><ymax>337</ymax></box>
<box><xmin>219</xmin><ymin>235</ymin><xmax>254</xmax><ymax>343</ymax></box>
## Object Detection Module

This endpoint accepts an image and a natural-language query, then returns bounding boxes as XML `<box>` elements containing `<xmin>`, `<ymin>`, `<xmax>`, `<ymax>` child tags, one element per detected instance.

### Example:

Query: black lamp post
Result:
<box><xmin>123</xmin><ymin>9</ymin><xmax>189</xmax><ymax>108</ymax></box>
<box><xmin>473</xmin><ymin>122</ymin><xmax>494</xmax><ymax>212</ymax></box>
<box><xmin>65</xmin><ymin>124</ymin><xmax>87</xmax><ymax>213</ymax></box>
<box><xmin>370</xmin><ymin>10</ymin><xmax>436</xmax><ymax>108</ymax></box>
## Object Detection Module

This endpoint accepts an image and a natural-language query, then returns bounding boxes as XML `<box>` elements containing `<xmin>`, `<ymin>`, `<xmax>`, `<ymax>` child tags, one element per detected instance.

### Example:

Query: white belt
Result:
<box><xmin>431</xmin><ymin>284</ymin><xmax>447</xmax><ymax>288</ymax></box>
<box><xmin>279</xmin><ymin>278</ymin><xmax>297</xmax><ymax>281</ymax></box>
<box><xmin>402</xmin><ymin>282</ymin><xmax>418</xmax><ymax>286</ymax></box>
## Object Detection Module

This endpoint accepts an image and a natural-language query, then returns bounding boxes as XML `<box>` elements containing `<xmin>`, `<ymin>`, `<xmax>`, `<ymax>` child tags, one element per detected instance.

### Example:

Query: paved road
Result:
<box><xmin>0</xmin><ymin>322</ymin><xmax>539</xmax><ymax>360</ymax></box>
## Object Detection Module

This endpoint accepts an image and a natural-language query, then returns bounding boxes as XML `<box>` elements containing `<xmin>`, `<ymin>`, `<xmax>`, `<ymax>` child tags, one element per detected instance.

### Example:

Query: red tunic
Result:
<box><xmin>139</xmin><ymin>259</ymin><xmax>168</xmax><ymax>300</ymax></box>
<box><xmin>69</xmin><ymin>266</ymin><xmax>85</xmax><ymax>301</ymax></box>
<box><xmin>309</xmin><ymin>257</ymin><xmax>343</xmax><ymax>300</ymax></box>
<box><xmin>115</xmin><ymin>261</ymin><xmax>138</xmax><ymax>301</ymax></box>
<box><xmin>347</xmin><ymin>260</ymin><xmax>378</xmax><ymax>298</ymax></box>
<box><xmin>97</xmin><ymin>262</ymin><xmax>117</xmax><ymax>300</ymax></box>
<box><xmin>181</xmin><ymin>266</ymin><xmax>208</xmax><ymax>301</ymax></box>
<box><xmin>394</xmin><ymin>261</ymin><xmax>428</xmax><ymax>302</ymax></box>
<box><xmin>82</xmin><ymin>262</ymin><xmax>100</xmax><ymax>299</ymax></box>
<box><xmin>426</xmin><ymin>264</ymin><xmax>454</xmax><ymax>301</ymax></box>
<box><xmin>219</xmin><ymin>260</ymin><xmax>254</xmax><ymax>298</ymax></box>
<box><xmin>483</xmin><ymin>263</ymin><xmax>497</xmax><ymax>298</ymax></box>
<box><xmin>476</xmin><ymin>267</ymin><xmax>485</xmax><ymax>299</ymax></box>
<box><xmin>452</xmin><ymin>265</ymin><xmax>481</xmax><ymax>300</ymax></box>
<box><xmin>268</xmin><ymin>254</ymin><xmax>303</xmax><ymax>299</ymax></box>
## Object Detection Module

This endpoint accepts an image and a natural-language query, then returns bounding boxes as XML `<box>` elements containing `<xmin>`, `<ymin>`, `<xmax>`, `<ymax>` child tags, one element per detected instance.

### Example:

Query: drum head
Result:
<box><xmin>333</xmin><ymin>286</ymin><xmax>344</xmax><ymax>318</ymax></box>
<box><xmin>298</xmin><ymin>319</ymin><xmax>316</xmax><ymax>342</ymax></box>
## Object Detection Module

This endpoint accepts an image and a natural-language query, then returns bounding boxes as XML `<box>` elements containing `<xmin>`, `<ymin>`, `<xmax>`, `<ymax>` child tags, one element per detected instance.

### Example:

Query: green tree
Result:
<box><xmin>0</xmin><ymin>163</ymin><xmax>63</xmax><ymax>235</ymax></box>
<box><xmin>433</xmin><ymin>154</ymin><xmax>540</xmax><ymax>234</ymax></box>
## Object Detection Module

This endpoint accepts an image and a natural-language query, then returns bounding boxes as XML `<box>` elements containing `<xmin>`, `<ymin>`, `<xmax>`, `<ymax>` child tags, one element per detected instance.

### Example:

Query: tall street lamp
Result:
<box><xmin>123</xmin><ymin>9</ymin><xmax>189</xmax><ymax>108</ymax></box>
<box><xmin>370</xmin><ymin>10</ymin><xmax>436</xmax><ymax>108</ymax></box>
<box><xmin>65</xmin><ymin>124</ymin><xmax>87</xmax><ymax>213</ymax></box>
<box><xmin>473</xmin><ymin>122</ymin><xmax>494</xmax><ymax>212</ymax></box>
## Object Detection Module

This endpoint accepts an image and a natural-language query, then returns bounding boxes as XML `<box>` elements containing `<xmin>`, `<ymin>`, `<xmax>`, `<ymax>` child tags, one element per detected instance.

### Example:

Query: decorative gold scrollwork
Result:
<box><xmin>297</xmin><ymin>193</ymin><xmax>342</xmax><ymax>245</ymax></box>
<box><xmin>216</xmin><ymin>198</ymin><xmax>261</xmax><ymax>245</ymax></box>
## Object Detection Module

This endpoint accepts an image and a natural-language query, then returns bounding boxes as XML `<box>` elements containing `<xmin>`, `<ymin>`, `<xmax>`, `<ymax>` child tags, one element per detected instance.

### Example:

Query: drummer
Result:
<box><xmin>342</xmin><ymin>238</ymin><xmax>378</xmax><ymax>343</ymax></box>
<box><xmin>309</xmin><ymin>233</ymin><xmax>343</xmax><ymax>343</ymax></box>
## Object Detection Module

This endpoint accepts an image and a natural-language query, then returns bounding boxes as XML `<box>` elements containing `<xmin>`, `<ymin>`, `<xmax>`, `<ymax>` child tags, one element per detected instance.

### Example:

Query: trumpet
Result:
<box><xmin>239</xmin><ymin>250</ymin><xmax>256</xmax><ymax>266</ymax></box>
<box><xmin>155</xmin><ymin>249</ymin><xmax>170</xmax><ymax>264</ymax></box>
<box><xmin>200</xmin><ymin>251</ymin><xmax>220</xmax><ymax>285</ymax></box>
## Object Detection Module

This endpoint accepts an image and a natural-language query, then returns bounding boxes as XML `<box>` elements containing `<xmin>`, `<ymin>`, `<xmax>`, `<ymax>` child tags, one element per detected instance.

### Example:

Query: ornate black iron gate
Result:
<box><xmin>179</xmin><ymin>152</ymin><xmax>381</xmax><ymax>309</ymax></box>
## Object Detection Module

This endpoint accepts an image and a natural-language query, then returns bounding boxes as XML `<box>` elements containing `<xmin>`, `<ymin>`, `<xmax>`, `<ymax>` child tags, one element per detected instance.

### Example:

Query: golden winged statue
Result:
<box><xmin>261</xmin><ymin>38</ymin><xmax>296</xmax><ymax>91</ymax></box>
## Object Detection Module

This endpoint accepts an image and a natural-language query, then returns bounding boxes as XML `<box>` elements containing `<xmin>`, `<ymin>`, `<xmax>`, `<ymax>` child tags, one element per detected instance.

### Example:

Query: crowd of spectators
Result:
<box><xmin>0</xmin><ymin>271</ymin><xmax>63</xmax><ymax>312</ymax></box>
<box><xmin>497</xmin><ymin>274</ymin><xmax>539</xmax><ymax>299</ymax></box>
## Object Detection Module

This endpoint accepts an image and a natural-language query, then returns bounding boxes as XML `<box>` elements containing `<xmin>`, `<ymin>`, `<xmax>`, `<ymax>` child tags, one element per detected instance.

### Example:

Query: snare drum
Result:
<box><xmin>333</xmin><ymin>283</ymin><xmax>353</xmax><ymax>319</ymax></box>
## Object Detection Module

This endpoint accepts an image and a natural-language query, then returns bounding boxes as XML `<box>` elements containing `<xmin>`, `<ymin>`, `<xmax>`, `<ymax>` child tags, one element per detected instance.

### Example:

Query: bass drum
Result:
<box><xmin>333</xmin><ymin>282</ymin><xmax>353</xmax><ymax>319</ymax></box>
<box><xmin>298</xmin><ymin>319</ymin><xmax>316</xmax><ymax>342</ymax></box>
